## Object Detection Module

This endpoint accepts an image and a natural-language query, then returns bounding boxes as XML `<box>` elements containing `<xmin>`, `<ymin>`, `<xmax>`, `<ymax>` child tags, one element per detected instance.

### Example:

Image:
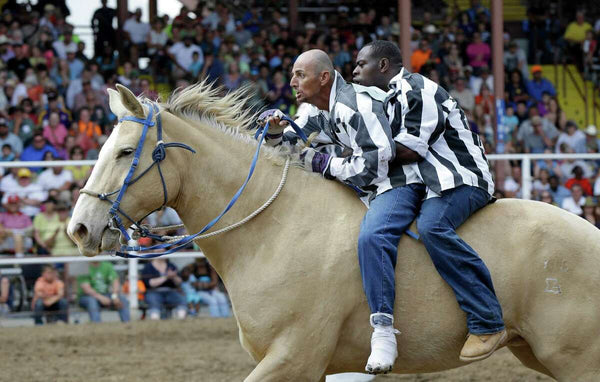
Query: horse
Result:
<box><xmin>68</xmin><ymin>84</ymin><xmax>600</xmax><ymax>381</ymax></box>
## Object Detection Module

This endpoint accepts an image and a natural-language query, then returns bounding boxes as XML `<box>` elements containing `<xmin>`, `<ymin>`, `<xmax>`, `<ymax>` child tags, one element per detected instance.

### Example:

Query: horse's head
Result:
<box><xmin>68</xmin><ymin>85</ymin><xmax>182</xmax><ymax>256</ymax></box>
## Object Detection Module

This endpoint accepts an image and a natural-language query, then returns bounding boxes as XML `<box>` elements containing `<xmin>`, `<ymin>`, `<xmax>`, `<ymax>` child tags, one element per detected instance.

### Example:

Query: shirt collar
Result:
<box><xmin>388</xmin><ymin>68</ymin><xmax>405</xmax><ymax>91</ymax></box>
<box><xmin>328</xmin><ymin>71</ymin><xmax>341</xmax><ymax>113</ymax></box>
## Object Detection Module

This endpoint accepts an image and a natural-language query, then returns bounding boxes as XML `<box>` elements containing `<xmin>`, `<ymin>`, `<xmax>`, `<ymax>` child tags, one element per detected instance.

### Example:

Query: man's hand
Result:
<box><xmin>166</xmin><ymin>269</ymin><xmax>178</xmax><ymax>279</ymax></box>
<box><xmin>257</xmin><ymin>109</ymin><xmax>289</xmax><ymax>134</ymax></box>
<box><xmin>98</xmin><ymin>295</ymin><xmax>112</xmax><ymax>306</ymax></box>
<box><xmin>299</xmin><ymin>147</ymin><xmax>333</xmax><ymax>179</ymax></box>
<box><xmin>111</xmin><ymin>293</ymin><xmax>122</xmax><ymax>309</ymax></box>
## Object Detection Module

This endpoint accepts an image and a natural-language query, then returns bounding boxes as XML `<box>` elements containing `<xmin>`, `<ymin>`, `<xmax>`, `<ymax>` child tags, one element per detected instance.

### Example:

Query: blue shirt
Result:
<box><xmin>20</xmin><ymin>144</ymin><xmax>59</xmax><ymax>171</ymax></box>
<box><xmin>549</xmin><ymin>185</ymin><xmax>571</xmax><ymax>206</ymax></box>
<box><xmin>526</xmin><ymin>79</ymin><xmax>556</xmax><ymax>102</ymax></box>
<box><xmin>68</xmin><ymin>58</ymin><xmax>85</xmax><ymax>80</ymax></box>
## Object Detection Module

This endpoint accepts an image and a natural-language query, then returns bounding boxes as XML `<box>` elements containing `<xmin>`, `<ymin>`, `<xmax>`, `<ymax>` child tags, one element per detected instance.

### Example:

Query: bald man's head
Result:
<box><xmin>296</xmin><ymin>49</ymin><xmax>334</xmax><ymax>77</ymax></box>
<box><xmin>290</xmin><ymin>49</ymin><xmax>335</xmax><ymax>110</ymax></box>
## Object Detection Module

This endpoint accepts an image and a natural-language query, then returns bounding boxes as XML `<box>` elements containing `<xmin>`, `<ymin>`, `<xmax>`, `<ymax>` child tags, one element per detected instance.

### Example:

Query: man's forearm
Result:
<box><xmin>393</xmin><ymin>142</ymin><xmax>423</xmax><ymax>164</ymax></box>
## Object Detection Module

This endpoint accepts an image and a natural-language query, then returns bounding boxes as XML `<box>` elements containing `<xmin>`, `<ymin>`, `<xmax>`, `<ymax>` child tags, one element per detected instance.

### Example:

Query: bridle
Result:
<box><xmin>80</xmin><ymin>101</ymin><xmax>308</xmax><ymax>259</ymax></box>
<box><xmin>80</xmin><ymin>102</ymin><xmax>195</xmax><ymax>251</ymax></box>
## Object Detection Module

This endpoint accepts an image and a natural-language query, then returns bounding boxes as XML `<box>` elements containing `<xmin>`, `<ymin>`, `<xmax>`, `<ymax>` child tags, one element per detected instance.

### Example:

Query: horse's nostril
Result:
<box><xmin>73</xmin><ymin>223</ymin><xmax>89</xmax><ymax>241</ymax></box>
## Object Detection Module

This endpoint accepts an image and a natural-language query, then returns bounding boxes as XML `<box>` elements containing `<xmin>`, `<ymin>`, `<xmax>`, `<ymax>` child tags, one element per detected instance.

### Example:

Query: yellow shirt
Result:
<box><xmin>564</xmin><ymin>21</ymin><xmax>592</xmax><ymax>43</ymax></box>
<box><xmin>33</xmin><ymin>213</ymin><xmax>78</xmax><ymax>256</ymax></box>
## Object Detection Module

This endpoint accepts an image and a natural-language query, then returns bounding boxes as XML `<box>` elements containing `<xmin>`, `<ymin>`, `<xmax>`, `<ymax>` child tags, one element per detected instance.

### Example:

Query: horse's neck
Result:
<box><xmin>167</xmin><ymin>116</ymin><xmax>305</xmax><ymax>275</ymax></box>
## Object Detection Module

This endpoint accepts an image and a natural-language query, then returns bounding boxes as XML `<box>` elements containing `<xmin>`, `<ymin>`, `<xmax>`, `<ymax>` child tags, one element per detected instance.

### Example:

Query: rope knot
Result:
<box><xmin>152</xmin><ymin>143</ymin><xmax>166</xmax><ymax>162</ymax></box>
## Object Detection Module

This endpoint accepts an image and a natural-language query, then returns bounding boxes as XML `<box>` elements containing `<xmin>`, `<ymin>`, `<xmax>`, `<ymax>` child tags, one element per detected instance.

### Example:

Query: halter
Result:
<box><xmin>81</xmin><ymin>101</ymin><xmax>307</xmax><ymax>259</ymax></box>
<box><xmin>81</xmin><ymin>102</ymin><xmax>196</xmax><ymax>250</ymax></box>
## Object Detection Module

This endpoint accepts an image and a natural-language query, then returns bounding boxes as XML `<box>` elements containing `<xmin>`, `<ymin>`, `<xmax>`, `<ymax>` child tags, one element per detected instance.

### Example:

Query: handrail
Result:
<box><xmin>573</xmin><ymin>63</ymin><xmax>600</xmax><ymax>127</ymax></box>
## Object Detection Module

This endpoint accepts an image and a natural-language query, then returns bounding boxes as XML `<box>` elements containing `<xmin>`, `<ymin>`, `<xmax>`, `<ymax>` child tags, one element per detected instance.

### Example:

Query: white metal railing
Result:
<box><xmin>0</xmin><ymin>252</ymin><xmax>205</xmax><ymax>315</ymax></box>
<box><xmin>487</xmin><ymin>153</ymin><xmax>600</xmax><ymax>200</ymax></box>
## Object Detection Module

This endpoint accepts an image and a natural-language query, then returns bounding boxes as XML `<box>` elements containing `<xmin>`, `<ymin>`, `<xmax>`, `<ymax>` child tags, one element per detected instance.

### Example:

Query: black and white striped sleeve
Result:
<box><xmin>393</xmin><ymin>80</ymin><xmax>444</xmax><ymax>158</ymax></box>
<box><xmin>328</xmin><ymin>94</ymin><xmax>394</xmax><ymax>187</ymax></box>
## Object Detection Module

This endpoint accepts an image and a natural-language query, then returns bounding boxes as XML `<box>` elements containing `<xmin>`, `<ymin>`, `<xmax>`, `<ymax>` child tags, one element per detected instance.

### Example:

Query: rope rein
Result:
<box><xmin>155</xmin><ymin>157</ymin><xmax>291</xmax><ymax>242</ymax></box>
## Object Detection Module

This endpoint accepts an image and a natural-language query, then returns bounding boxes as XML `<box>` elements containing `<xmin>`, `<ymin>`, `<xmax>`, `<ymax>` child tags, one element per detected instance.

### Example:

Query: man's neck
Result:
<box><xmin>314</xmin><ymin>81</ymin><xmax>334</xmax><ymax>111</ymax></box>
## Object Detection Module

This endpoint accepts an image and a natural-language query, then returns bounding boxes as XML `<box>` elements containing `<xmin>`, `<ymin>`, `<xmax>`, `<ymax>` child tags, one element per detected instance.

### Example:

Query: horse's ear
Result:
<box><xmin>115</xmin><ymin>84</ymin><xmax>145</xmax><ymax>119</ymax></box>
<box><xmin>108</xmin><ymin>88</ymin><xmax>128</xmax><ymax>119</ymax></box>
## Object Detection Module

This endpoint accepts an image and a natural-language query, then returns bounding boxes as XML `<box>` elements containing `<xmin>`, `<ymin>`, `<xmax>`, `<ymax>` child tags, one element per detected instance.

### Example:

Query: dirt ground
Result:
<box><xmin>0</xmin><ymin>318</ymin><xmax>553</xmax><ymax>382</ymax></box>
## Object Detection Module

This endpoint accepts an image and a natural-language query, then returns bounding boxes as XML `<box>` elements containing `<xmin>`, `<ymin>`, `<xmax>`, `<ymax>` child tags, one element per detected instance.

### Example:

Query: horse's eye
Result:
<box><xmin>118</xmin><ymin>148</ymin><xmax>134</xmax><ymax>158</ymax></box>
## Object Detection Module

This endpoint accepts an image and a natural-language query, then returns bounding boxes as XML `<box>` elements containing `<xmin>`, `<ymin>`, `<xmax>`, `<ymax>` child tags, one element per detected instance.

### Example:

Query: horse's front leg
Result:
<box><xmin>243</xmin><ymin>331</ymin><xmax>338</xmax><ymax>382</ymax></box>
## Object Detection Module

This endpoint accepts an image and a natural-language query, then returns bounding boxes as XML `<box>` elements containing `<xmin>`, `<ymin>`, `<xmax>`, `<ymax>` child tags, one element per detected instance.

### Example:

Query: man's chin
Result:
<box><xmin>353</xmin><ymin>77</ymin><xmax>362</xmax><ymax>85</ymax></box>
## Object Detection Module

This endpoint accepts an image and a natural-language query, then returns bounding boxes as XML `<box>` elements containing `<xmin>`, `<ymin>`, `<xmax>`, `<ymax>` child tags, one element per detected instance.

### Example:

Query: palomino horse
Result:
<box><xmin>68</xmin><ymin>84</ymin><xmax>600</xmax><ymax>381</ymax></box>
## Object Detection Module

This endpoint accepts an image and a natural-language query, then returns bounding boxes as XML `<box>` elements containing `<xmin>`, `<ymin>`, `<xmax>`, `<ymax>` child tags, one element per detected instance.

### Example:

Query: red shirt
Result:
<box><xmin>565</xmin><ymin>177</ymin><xmax>593</xmax><ymax>196</ymax></box>
<box><xmin>0</xmin><ymin>211</ymin><xmax>32</xmax><ymax>229</ymax></box>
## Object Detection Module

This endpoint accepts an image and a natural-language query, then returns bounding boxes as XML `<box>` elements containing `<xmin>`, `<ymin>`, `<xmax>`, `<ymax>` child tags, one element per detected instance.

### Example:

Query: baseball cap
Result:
<box><xmin>531</xmin><ymin>116</ymin><xmax>542</xmax><ymax>126</ymax></box>
<box><xmin>17</xmin><ymin>168</ymin><xmax>31</xmax><ymax>178</ymax></box>
<box><xmin>0</xmin><ymin>118</ymin><xmax>7</xmax><ymax>126</ymax></box>
<box><xmin>7</xmin><ymin>195</ymin><xmax>19</xmax><ymax>204</ymax></box>
<box><xmin>47</xmin><ymin>91</ymin><xmax>58</xmax><ymax>101</ymax></box>
<box><xmin>531</xmin><ymin>65</ymin><xmax>542</xmax><ymax>74</ymax></box>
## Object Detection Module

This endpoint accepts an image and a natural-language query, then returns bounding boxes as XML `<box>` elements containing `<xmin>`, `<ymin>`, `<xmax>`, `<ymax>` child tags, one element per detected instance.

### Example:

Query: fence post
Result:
<box><xmin>128</xmin><ymin>257</ymin><xmax>139</xmax><ymax>313</ymax></box>
<box><xmin>522</xmin><ymin>156</ymin><xmax>532</xmax><ymax>200</ymax></box>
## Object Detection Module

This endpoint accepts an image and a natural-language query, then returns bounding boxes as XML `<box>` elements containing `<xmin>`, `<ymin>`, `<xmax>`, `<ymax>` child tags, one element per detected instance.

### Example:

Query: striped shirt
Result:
<box><xmin>386</xmin><ymin>69</ymin><xmax>494</xmax><ymax>198</ymax></box>
<box><xmin>270</xmin><ymin>71</ymin><xmax>421</xmax><ymax>204</ymax></box>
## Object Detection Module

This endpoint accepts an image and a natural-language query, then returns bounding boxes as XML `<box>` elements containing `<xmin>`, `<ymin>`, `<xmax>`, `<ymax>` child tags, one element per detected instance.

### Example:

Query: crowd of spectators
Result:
<box><xmin>0</xmin><ymin>0</ymin><xmax>599</xmax><ymax>322</ymax></box>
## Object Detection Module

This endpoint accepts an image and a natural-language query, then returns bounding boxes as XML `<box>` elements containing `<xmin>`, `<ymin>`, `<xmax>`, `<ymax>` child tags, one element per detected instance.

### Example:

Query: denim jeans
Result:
<box><xmin>79</xmin><ymin>294</ymin><xmax>131</xmax><ymax>323</ymax></box>
<box><xmin>417</xmin><ymin>185</ymin><xmax>505</xmax><ymax>334</ymax></box>
<box><xmin>197</xmin><ymin>289</ymin><xmax>232</xmax><ymax>317</ymax></box>
<box><xmin>358</xmin><ymin>184</ymin><xmax>426</xmax><ymax>321</ymax></box>
<box><xmin>145</xmin><ymin>289</ymin><xmax>187</xmax><ymax>316</ymax></box>
<box><xmin>33</xmin><ymin>298</ymin><xmax>68</xmax><ymax>325</ymax></box>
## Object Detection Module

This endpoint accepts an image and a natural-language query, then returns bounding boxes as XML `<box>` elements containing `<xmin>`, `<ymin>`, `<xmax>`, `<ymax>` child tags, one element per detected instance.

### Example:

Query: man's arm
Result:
<box><xmin>326</xmin><ymin>95</ymin><xmax>394</xmax><ymax>187</ymax></box>
<box><xmin>394</xmin><ymin>142</ymin><xmax>422</xmax><ymax>164</ymax></box>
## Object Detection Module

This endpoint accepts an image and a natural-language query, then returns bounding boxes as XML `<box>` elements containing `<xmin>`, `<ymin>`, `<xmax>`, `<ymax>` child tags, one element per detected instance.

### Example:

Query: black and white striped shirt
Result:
<box><xmin>270</xmin><ymin>71</ymin><xmax>421</xmax><ymax>204</ymax></box>
<box><xmin>386</xmin><ymin>69</ymin><xmax>494</xmax><ymax>198</ymax></box>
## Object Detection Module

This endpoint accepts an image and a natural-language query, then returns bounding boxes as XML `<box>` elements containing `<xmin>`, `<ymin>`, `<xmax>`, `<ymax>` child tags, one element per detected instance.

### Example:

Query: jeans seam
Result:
<box><xmin>378</xmin><ymin>188</ymin><xmax>403</xmax><ymax>314</ymax></box>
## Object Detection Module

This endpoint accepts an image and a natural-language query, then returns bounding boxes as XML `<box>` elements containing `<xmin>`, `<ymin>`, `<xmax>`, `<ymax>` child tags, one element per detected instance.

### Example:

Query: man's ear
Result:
<box><xmin>380</xmin><ymin>58</ymin><xmax>390</xmax><ymax>73</ymax></box>
<box><xmin>320</xmin><ymin>70</ymin><xmax>331</xmax><ymax>86</ymax></box>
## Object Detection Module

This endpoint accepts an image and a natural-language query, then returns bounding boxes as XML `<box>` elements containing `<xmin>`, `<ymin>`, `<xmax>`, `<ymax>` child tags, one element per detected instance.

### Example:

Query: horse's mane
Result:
<box><xmin>160</xmin><ymin>81</ymin><xmax>294</xmax><ymax>162</ymax></box>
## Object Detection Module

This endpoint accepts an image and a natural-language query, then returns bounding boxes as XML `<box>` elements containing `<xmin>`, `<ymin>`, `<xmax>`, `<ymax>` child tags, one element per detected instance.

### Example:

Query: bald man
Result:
<box><xmin>259</xmin><ymin>49</ymin><xmax>425</xmax><ymax>374</ymax></box>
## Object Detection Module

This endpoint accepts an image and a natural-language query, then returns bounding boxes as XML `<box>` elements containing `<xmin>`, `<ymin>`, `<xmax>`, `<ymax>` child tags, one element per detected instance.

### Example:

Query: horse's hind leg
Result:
<box><xmin>507</xmin><ymin>344</ymin><xmax>554</xmax><ymax>379</ymax></box>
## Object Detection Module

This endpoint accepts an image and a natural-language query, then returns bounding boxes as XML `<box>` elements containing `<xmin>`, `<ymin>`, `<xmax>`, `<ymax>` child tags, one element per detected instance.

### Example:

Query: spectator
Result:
<box><xmin>180</xmin><ymin>265</ymin><xmax>202</xmax><ymax>316</ymax></box>
<box><xmin>411</xmin><ymin>38</ymin><xmax>432</xmax><ymax>74</ymax></box>
<box><xmin>266</xmin><ymin>70</ymin><xmax>294</xmax><ymax>114</ymax></box>
<box><xmin>0</xmin><ymin>117</ymin><xmax>23</xmax><ymax>156</ymax></box>
<box><xmin>50</xmin><ymin>201</ymin><xmax>77</xmax><ymax>256</ymax></box>
<box><xmin>470</xmin><ymin>65</ymin><xmax>494</xmax><ymax>95</ymax></box>
<box><xmin>7</xmin><ymin>42</ymin><xmax>31</xmax><ymax>81</ymax></box>
<box><xmin>503</xmin><ymin>105</ymin><xmax>519</xmax><ymax>149</ymax></box>
<box><xmin>507</xmin><ymin>70</ymin><xmax>530</xmax><ymax>105</ymax></box>
<box><xmin>191</xmin><ymin>257</ymin><xmax>231</xmax><ymax>318</ymax></box>
<box><xmin>223</xmin><ymin>61</ymin><xmax>244</xmax><ymax>91</ymax></box>
<box><xmin>0</xmin><ymin>143</ymin><xmax>15</xmax><ymax>161</ymax></box>
<box><xmin>32</xmin><ymin>265</ymin><xmax>68</xmax><ymax>325</ymax></box>
<box><xmin>74</xmin><ymin>106</ymin><xmax>102</xmax><ymax>153</ymax></box>
<box><xmin>532</xmin><ymin>168</ymin><xmax>551</xmax><ymax>199</ymax></box>
<box><xmin>558</xmin><ymin>145</ymin><xmax>594</xmax><ymax>179</ymax></box>
<box><xmin>561</xmin><ymin>183</ymin><xmax>585</xmax><ymax>216</ymax></box>
<box><xmin>503</xmin><ymin>41</ymin><xmax>528</xmax><ymax>80</ymax></box>
<box><xmin>168</xmin><ymin>35</ymin><xmax>203</xmax><ymax>79</ymax></box>
<box><xmin>526</xmin><ymin>66</ymin><xmax>556</xmax><ymax>103</ymax></box>
<box><xmin>2</xmin><ymin>168</ymin><xmax>46</xmax><ymax>218</ymax></box>
<box><xmin>52</xmin><ymin>28</ymin><xmax>77</xmax><ymax>60</ymax></box>
<box><xmin>475</xmin><ymin>83</ymin><xmax>494</xmax><ymax>115</ymax></box>
<box><xmin>564</xmin><ymin>11</ymin><xmax>592</xmax><ymax>47</ymax></box>
<box><xmin>503</xmin><ymin>164</ymin><xmax>521</xmax><ymax>198</ymax></box>
<box><xmin>38</xmin><ymin>91</ymin><xmax>71</xmax><ymax>128</ymax></box>
<box><xmin>450</xmin><ymin>77</ymin><xmax>475</xmax><ymax>113</ymax></box>
<box><xmin>91</xmin><ymin>0</ymin><xmax>116</xmax><ymax>57</ymax></box>
<box><xmin>8</xmin><ymin>105</ymin><xmax>35</xmax><ymax>146</ymax></box>
<box><xmin>555</xmin><ymin>120</ymin><xmax>586</xmax><ymax>153</ymax></box>
<box><xmin>78</xmin><ymin>261</ymin><xmax>130</xmax><ymax>323</ymax></box>
<box><xmin>565</xmin><ymin>166</ymin><xmax>593</xmax><ymax>196</ymax></box>
<box><xmin>141</xmin><ymin>257</ymin><xmax>187</xmax><ymax>320</ymax></box>
<box><xmin>539</xmin><ymin>190</ymin><xmax>555</xmax><ymax>205</ymax></box>
<box><xmin>21</xmin><ymin>132</ymin><xmax>59</xmax><ymax>164</ymax></box>
<box><xmin>123</xmin><ymin>8</ymin><xmax>150</xmax><ymax>52</ymax></box>
<box><xmin>36</xmin><ymin>159</ymin><xmax>73</xmax><ymax>198</ymax></box>
<box><xmin>43</xmin><ymin>111</ymin><xmax>68</xmax><ymax>155</ymax></box>
<box><xmin>465</xmin><ymin>32</ymin><xmax>490</xmax><ymax>74</ymax></box>
<box><xmin>0</xmin><ymin>275</ymin><xmax>12</xmax><ymax>314</ymax></box>
<box><xmin>73</xmin><ymin>80</ymin><xmax>106</xmax><ymax>114</ymax></box>
<box><xmin>585</xmin><ymin>125</ymin><xmax>600</xmax><ymax>153</ymax></box>
<box><xmin>0</xmin><ymin>195</ymin><xmax>33</xmax><ymax>257</ymax></box>
<box><xmin>147</xmin><ymin>18</ymin><xmax>168</xmax><ymax>57</ymax></box>
<box><xmin>549</xmin><ymin>175</ymin><xmax>571</xmax><ymax>206</ymax></box>
<box><xmin>582</xmin><ymin>197</ymin><xmax>597</xmax><ymax>225</ymax></box>
<box><xmin>517</xmin><ymin>115</ymin><xmax>558</xmax><ymax>153</ymax></box>
<box><xmin>64</xmin><ymin>146</ymin><xmax>91</xmax><ymax>188</ymax></box>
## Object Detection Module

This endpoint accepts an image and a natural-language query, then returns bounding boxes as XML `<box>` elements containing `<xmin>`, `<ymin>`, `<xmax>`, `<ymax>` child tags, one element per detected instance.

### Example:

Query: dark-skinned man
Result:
<box><xmin>258</xmin><ymin>49</ymin><xmax>425</xmax><ymax>374</ymax></box>
<box><xmin>353</xmin><ymin>40</ymin><xmax>506</xmax><ymax>363</ymax></box>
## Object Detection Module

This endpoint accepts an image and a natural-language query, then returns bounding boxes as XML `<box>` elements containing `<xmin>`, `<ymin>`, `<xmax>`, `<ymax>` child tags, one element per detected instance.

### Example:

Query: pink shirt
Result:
<box><xmin>43</xmin><ymin>124</ymin><xmax>68</xmax><ymax>149</ymax></box>
<box><xmin>466</xmin><ymin>42</ymin><xmax>491</xmax><ymax>68</ymax></box>
<box><xmin>0</xmin><ymin>211</ymin><xmax>32</xmax><ymax>229</ymax></box>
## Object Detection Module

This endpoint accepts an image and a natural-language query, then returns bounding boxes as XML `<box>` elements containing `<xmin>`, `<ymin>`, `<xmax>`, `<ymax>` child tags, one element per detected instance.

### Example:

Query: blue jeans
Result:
<box><xmin>197</xmin><ymin>289</ymin><xmax>232</xmax><ymax>317</ymax></box>
<box><xmin>33</xmin><ymin>298</ymin><xmax>68</xmax><ymax>325</ymax></box>
<box><xmin>79</xmin><ymin>294</ymin><xmax>130</xmax><ymax>323</ymax></box>
<box><xmin>358</xmin><ymin>184</ymin><xmax>425</xmax><ymax>322</ymax></box>
<box><xmin>145</xmin><ymin>289</ymin><xmax>186</xmax><ymax>316</ymax></box>
<box><xmin>417</xmin><ymin>185</ymin><xmax>505</xmax><ymax>334</ymax></box>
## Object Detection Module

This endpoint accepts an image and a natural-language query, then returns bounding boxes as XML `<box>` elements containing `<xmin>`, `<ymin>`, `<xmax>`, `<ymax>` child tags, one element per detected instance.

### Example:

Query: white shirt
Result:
<box><xmin>37</xmin><ymin>169</ymin><xmax>73</xmax><ymax>191</ymax></box>
<box><xmin>2</xmin><ymin>181</ymin><xmax>47</xmax><ymax>216</ymax></box>
<box><xmin>123</xmin><ymin>18</ymin><xmax>150</xmax><ymax>44</ymax></box>
<box><xmin>469</xmin><ymin>75</ymin><xmax>494</xmax><ymax>95</ymax></box>
<box><xmin>561</xmin><ymin>196</ymin><xmax>585</xmax><ymax>216</ymax></box>
<box><xmin>52</xmin><ymin>40</ymin><xmax>77</xmax><ymax>60</ymax></box>
<box><xmin>168</xmin><ymin>42</ymin><xmax>203</xmax><ymax>70</ymax></box>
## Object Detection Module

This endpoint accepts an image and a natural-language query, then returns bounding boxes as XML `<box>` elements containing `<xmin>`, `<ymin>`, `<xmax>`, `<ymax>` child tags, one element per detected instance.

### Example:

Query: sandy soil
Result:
<box><xmin>0</xmin><ymin>318</ymin><xmax>553</xmax><ymax>382</ymax></box>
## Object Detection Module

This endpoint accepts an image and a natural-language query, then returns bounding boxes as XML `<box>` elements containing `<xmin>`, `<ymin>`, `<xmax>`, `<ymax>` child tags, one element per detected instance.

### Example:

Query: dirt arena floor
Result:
<box><xmin>0</xmin><ymin>318</ymin><xmax>553</xmax><ymax>382</ymax></box>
